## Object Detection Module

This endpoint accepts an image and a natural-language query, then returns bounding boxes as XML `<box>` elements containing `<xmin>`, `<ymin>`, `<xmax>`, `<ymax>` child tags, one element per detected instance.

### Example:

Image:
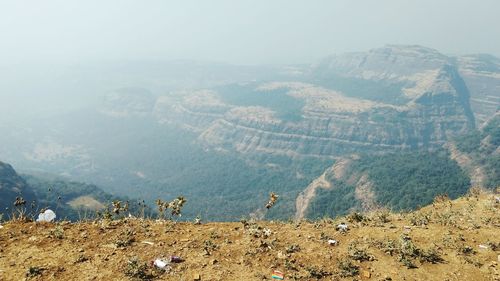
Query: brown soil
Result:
<box><xmin>0</xmin><ymin>192</ymin><xmax>499</xmax><ymax>281</ymax></box>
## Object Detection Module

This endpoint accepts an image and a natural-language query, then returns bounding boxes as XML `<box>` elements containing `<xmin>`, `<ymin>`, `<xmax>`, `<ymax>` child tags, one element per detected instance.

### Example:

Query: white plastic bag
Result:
<box><xmin>36</xmin><ymin>209</ymin><xmax>56</xmax><ymax>222</ymax></box>
<box><xmin>153</xmin><ymin>259</ymin><xmax>171</xmax><ymax>271</ymax></box>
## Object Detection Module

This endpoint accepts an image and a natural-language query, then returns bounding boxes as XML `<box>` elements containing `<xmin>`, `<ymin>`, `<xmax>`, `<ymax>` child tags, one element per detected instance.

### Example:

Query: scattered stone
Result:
<box><xmin>193</xmin><ymin>273</ymin><xmax>201</xmax><ymax>280</ymax></box>
<box><xmin>362</xmin><ymin>270</ymin><xmax>371</xmax><ymax>278</ymax></box>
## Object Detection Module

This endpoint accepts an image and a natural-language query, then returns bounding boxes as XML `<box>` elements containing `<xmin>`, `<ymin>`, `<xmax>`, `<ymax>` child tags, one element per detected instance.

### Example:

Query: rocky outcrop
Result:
<box><xmin>455</xmin><ymin>54</ymin><xmax>500</xmax><ymax>125</ymax></box>
<box><xmin>311</xmin><ymin>45</ymin><xmax>450</xmax><ymax>80</ymax></box>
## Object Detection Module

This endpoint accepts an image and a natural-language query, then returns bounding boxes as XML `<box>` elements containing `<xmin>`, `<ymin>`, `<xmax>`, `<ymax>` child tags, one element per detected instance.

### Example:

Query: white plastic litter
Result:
<box><xmin>478</xmin><ymin>244</ymin><xmax>489</xmax><ymax>250</ymax></box>
<box><xmin>153</xmin><ymin>259</ymin><xmax>170</xmax><ymax>270</ymax></box>
<box><xmin>337</xmin><ymin>223</ymin><xmax>348</xmax><ymax>232</ymax></box>
<box><xmin>194</xmin><ymin>217</ymin><xmax>202</xmax><ymax>225</ymax></box>
<box><xmin>36</xmin><ymin>209</ymin><xmax>56</xmax><ymax>222</ymax></box>
<box><xmin>328</xmin><ymin>239</ymin><xmax>338</xmax><ymax>246</ymax></box>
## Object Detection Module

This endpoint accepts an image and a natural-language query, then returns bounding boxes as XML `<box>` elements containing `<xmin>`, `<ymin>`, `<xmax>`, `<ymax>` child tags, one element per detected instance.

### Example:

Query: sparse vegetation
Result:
<box><xmin>203</xmin><ymin>240</ymin><xmax>218</xmax><ymax>256</ymax></box>
<box><xmin>26</xmin><ymin>266</ymin><xmax>44</xmax><ymax>279</ymax></box>
<box><xmin>337</xmin><ymin>257</ymin><xmax>359</xmax><ymax>277</ymax></box>
<box><xmin>418</xmin><ymin>247</ymin><xmax>444</xmax><ymax>264</ymax></box>
<box><xmin>50</xmin><ymin>225</ymin><xmax>64</xmax><ymax>239</ymax></box>
<box><xmin>373</xmin><ymin>209</ymin><xmax>391</xmax><ymax>224</ymax></box>
<box><xmin>286</xmin><ymin>244</ymin><xmax>301</xmax><ymax>254</ymax></box>
<box><xmin>75</xmin><ymin>254</ymin><xmax>89</xmax><ymax>263</ymax></box>
<box><xmin>347</xmin><ymin>211</ymin><xmax>367</xmax><ymax>223</ymax></box>
<box><xmin>348</xmin><ymin>241</ymin><xmax>374</xmax><ymax>261</ymax></box>
<box><xmin>306</xmin><ymin>266</ymin><xmax>331</xmax><ymax>279</ymax></box>
<box><xmin>115</xmin><ymin>228</ymin><xmax>136</xmax><ymax>248</ymax></box>
<box><xmin>155</xmin><ymin>196</ymin><xmax>187</xmax><ymax>219</ymax></box>
<box><xmin>124</xmin><ymin>257</ymin><xmax>153</xmax><ymax>280</ymax></box>
<box><xmin>409</xmin><ymin>212</ymin><xmax>431</xmax><ymax>226</ymax></box>
<box><xmin>372</xmin><ymin>234</ymin><xmax>444</xmax><ymax>268</ymax></box>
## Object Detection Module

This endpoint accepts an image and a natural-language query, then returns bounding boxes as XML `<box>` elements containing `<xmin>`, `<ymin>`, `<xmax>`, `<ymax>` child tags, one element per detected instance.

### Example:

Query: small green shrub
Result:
<box><xmin>337</xmin><ymin>258</ymin><xmax>359</xmax><ymax>277</ymax></box>
<box><xmin>115</xmin><ymin>228</ymin><xmax>135</xmax><ymax>248</ymax></box>
<box><xmin>306</xmin><ymin>266</ymin><xmax>331</xmax><ymax>279</ymax></box>
<box><xmin>124</xmin><ymin>257</ymin><xmax>152</xmax><ymax>280</ymax></box>
<box><xmin>26</xmin><ymin>266</ymin><xmax>44</xmax><ymax>279</ymax></box>
<box><xmin>348</xmin><ymin>242</ymin><xmax>374</xmax><ymax>261</ymax></box>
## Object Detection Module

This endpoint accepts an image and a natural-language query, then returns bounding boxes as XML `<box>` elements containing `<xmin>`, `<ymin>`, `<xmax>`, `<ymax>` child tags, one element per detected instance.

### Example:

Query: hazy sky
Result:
<box><xmin>0</xmin><ymin>0</ymin><xmax>499</xmax><ymax>65</ymax></box>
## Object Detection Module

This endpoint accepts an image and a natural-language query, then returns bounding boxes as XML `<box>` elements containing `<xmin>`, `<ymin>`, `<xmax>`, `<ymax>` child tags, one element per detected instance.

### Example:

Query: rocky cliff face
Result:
<box><xmin>311</xmin><ymin>45</ymin><xmax>449</xmax><ymax>81</ymax></box>
<box><xmin>455</xmin><ymin>54</ymin><xmax>500</xmax><ymax>125</ymax></box>
<box><xmin>150</xmin><ymin>45</ymin><xmax>476</xmax><ymax>157</ymax></box>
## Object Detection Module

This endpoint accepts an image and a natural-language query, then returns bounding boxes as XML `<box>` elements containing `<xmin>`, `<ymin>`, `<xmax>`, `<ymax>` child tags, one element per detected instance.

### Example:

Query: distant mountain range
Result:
<box><xmin>0</xmin><ymin>45</ymin><xmax>498</xmax><ymax>221</ymax></box>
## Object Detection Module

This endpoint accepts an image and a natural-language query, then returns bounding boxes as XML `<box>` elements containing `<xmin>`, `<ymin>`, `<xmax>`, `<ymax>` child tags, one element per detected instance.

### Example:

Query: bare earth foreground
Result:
<box><xmin>0</xmin><ymin>192</ymin><xmax>499</xmax><ymax>281</ymax></box>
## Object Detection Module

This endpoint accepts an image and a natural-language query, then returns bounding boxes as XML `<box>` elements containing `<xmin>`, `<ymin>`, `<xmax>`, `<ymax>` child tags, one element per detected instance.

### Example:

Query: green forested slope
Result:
<box><xmin>308</xmin><ymin>150</ymin><xmax>471</xmax><ymax>219</ymax></box>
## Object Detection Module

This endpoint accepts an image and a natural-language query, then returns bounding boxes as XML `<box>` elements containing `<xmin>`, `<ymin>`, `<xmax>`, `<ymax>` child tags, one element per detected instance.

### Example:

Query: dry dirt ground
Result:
<box><xmin>0</xmin><ymin>192</ymin><xmax>499</xmax><ymax>281</ymax></box>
